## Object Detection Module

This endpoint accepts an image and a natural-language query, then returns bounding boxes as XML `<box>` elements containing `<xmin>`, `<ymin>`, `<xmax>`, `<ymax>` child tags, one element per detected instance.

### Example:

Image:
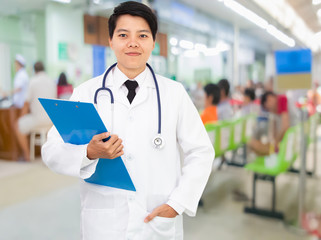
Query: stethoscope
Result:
<box><xmin>94</xmin><ymin>62</ymin><xmax>165</xmax><ymax>149</ymax></box>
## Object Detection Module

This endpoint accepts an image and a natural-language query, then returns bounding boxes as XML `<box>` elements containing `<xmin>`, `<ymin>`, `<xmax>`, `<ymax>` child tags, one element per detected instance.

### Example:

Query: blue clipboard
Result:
<box><xmin>39</xmin><ymin>98</ymin><xmax>136</xmax><ymax>191</ymax></box>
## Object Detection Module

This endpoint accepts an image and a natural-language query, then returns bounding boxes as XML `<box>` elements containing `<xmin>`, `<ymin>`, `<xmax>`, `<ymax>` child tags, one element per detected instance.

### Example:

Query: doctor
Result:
<box><xmin>42</xmin><ymin>1</ymin><xmax>214</xmax><ymax>239</ymax></box>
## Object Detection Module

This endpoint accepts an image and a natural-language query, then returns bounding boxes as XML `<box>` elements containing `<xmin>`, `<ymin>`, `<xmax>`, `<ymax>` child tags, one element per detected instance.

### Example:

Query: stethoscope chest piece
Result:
<box><xmin>153</xmin><ymin>134</ymin><xmax>165</xmax><ymax>149</ymax></box>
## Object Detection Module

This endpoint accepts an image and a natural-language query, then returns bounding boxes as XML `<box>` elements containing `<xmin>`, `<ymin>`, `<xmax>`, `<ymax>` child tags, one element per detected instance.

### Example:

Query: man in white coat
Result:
<box><xmin>42</xmin><ymin>1</ymin><xmax>214</xmax><ymax>239</ymax></box>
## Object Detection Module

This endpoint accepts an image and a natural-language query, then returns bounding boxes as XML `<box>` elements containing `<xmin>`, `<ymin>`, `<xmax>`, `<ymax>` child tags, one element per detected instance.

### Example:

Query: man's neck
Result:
<box><xmin>118</xmin><ymin>64</ymin><xmax>146</xmax><ymax>80</ymax></box>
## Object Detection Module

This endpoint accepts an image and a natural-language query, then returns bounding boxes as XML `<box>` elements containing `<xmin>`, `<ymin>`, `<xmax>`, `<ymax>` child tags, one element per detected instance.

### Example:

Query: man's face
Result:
<box><xmin>14</xmin><ymin>60</ymin><xmax>21</xmax><ymax>72</ymax></box>
<box><xmin>264</xmin><ymin>95</ymin><xmax>277</xmax><ymax>112</ymax></box>
<box><xmin>109</xmin><ymin>14</ymin><xmax>155</xmax><ymax>75</ymax></box>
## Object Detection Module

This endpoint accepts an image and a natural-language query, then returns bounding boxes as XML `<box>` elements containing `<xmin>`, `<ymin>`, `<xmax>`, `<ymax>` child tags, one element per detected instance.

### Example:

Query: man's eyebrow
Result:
<box><xmin>138</xmin><ymin>30</ymin><xmax>151</xmax><ymax>33</ymax></box>
<box><xmin>116</xmin><ymin>29</ymin><xmax>129</xmax><ymax>32</ymax></box>
<box><xmin>116</xmin><ymin>29</ymin><xmax>151</xmax><ymax>33</ymax></box>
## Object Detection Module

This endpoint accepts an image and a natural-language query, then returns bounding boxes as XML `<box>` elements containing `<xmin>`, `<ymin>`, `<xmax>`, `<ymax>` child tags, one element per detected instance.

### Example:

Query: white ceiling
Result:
<box><xmin>286</xmin><ymin>0</ymin><xmax>321</xmax><ymax>33</ymax></box>
<box><xmin>1</xmin><ymin>0</ymin><xmax>320</xmax><ymax>49</ymax></box>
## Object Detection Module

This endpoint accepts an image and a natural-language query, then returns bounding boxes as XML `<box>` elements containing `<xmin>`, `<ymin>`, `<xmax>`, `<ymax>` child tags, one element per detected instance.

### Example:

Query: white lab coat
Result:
<box><xmin>42</xmin><ymin>67</ymin><xmax>214</xmax><ymax>240</ymax></box>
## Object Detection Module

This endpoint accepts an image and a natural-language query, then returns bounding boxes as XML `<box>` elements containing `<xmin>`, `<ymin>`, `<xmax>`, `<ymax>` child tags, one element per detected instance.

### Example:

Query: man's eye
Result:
<box><xmin>119</xmin><ymin>34</ymin><xmax>127</xmax><ymax>37</ymax></box>
<box><xmin>140</xmin><ymin>34</ymin><xmax>148</xmax><ymax>38</ymax></box>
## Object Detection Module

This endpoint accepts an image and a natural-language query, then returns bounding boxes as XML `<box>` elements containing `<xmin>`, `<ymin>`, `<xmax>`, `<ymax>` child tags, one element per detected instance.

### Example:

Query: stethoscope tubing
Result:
<box><xmin>94</xmin><ymin>62</ymin><xmax>162</xmax><ymax>135</ymax></box>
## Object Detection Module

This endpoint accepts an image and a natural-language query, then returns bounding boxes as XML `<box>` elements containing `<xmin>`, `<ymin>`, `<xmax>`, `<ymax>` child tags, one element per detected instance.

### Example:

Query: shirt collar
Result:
<box><xmin>113</xmin><ymin>65</ymin><xmax>148</xmax><ymax>90</ymax></box>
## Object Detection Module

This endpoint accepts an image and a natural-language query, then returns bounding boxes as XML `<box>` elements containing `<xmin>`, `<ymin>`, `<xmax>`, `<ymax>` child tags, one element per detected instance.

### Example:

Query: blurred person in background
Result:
<box><xmin>0</xmin><ymin>54</ymin><xmax>29</xmax><ymax>108</ymax></box>
<box><xmin>240</xmin><ymin>88</ymin><xmax>260</xmax><ymax>116</ymax></box>
<box><xmin>217</xmin><ymin>78</ymin><xmax>234</xmax><ymax>120</ymax></box>
<box><xmin>14</xmin><ymin>61</ymin><xmax>56</xmax><ymax>161</ymax></box>
<box><xmin>57</xmin><ymin>72</ymin><xmax>73</xmax><ymax>99</ymax></box>
<box><xmin>255</xmin><ymin>82</ymin><xmax>264</xmax><ymax>99</ymax></box>
<box><xmin>190</xmin><ymin>81</ymin><xmax>205</xmax><ymax>111</ymax></box>
<box><xmin>307</xmin><ymin>81</ymin><xmax>321</xmax><ymax>116</ymax></box>
<box><xmin>200</xmin><ymin>83</ymin><xmax>220</xmax><ymax>124</ymax></box>
<box><xmin>248</xmin><ymin>91</ymin><xmax>290</xmax><ymax>155</ymax></box>
<box><xmin>245</xmin><ymin>79</ymin><xmax>254</xmax><ymax>89</ymax></box>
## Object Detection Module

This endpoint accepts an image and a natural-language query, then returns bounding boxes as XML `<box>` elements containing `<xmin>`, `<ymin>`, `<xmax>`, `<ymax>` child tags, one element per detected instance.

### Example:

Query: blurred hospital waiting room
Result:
<box><xmin>1</xmin><ymin>0</ymin><xmax>321</xmax><ymax>239</ymax></box>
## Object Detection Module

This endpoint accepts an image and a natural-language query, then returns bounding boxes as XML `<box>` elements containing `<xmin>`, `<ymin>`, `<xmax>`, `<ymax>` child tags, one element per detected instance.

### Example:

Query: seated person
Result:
<box><xmin>201</xmin><ymin>83</ymin><xmax>220</xmax><ymax>124</ymax></box>
<box><xmin>217</xmin><ymin>78</ymin><xmax>234</xmax><ymax>120</ymax></box>
<box><xmin>14</xmin><ymin>61</ymin><xmax>57</xmax><ymax>161</ymax></box>
<box><xmin>248</xmin><ymin>91</ymin><xmax>290</xmax><ymax>156</ymax></box>
<box><xmin>240</xmin><ymin>88</ymin><xmax>260</xmax><ymax>116</ymax></box>
<box><xmin>57</xmin><ymin>72</ymin><xmax>73</xmax><ymax>99</ymax></box>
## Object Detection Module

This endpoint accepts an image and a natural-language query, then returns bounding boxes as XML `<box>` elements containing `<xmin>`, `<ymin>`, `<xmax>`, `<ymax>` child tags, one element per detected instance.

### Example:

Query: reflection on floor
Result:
<box><xmin>0</xmin><ymin>137</ymin><xmax>320</xmax><ymax>240</ymax></box>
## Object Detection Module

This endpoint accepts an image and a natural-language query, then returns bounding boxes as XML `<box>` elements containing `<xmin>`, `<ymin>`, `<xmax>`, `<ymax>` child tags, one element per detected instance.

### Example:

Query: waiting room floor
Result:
<box><xmin>0</xmin><ymin>135</ymin><xmax>320</xmax><ymax>240</ymax></box>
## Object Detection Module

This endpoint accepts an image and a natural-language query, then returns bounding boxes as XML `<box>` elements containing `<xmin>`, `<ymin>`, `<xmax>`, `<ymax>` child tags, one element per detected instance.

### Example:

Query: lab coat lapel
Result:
<box><xmin>131</xmin><ymin>70</ymin><xmax>155</xmax><ymax>108</ymax></box>
<box><xmin>131</xmin><ymin>85</ymin><xmax>148</xmax><ymax>108</ymax></box>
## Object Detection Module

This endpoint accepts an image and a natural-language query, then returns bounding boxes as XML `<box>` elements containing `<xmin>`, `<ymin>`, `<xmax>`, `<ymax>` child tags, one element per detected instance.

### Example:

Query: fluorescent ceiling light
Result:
<box><xmin>179</xmin><ymin>40</ymin><xmax>194</xmax><ymax>49</ymax></box>
<box><xmin>93</xmin><ymin>0</ymin><xmax>100</xmax><ymax>4</ymax></box>
<box><xmin>313</xmin><ymin>0</ymin><xmax>321</xmax><ymax>5</ymax></box>
<box><xmin>169</xmin><ymin>37</ymin><xmax>178</xmax><ymax>46</ymax></box>
<box><xmin>317</xmin><ymin>9</ymin><xmax>321</xmax><ymax>17</ymax></box>
<box><xmin>224</xmin><ymin>0</ymin><xmax>268</xmax><ymax>29</ymax></box>
<box><xmin>51</xmin><ymin>0</ymin><xmax>71</xmax><ymax>3</ymax></box>
<box><xmin>266</xmin><ymin>25</ymin><xmax>295</xmax><ymax>47</ymax></box>
<box><xmin>195</xmin><ymin>43</ymin><xmax>207</xmax><ymax>51</ymax></box>
<box><xmin>171</xmin><ymin>47</ymin><xmax>179</xmax><ymax>55</ymax></box>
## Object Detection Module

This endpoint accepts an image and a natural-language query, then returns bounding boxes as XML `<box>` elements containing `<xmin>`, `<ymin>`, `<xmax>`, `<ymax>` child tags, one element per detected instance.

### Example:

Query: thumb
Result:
<box><xmin>93</xmin><ymin>132</ymin><xmax>110</xmax><ymax>141</ymax></box>
<box><xmin>144</xmin><ymin>210</ymin><xmax>158</xmax><ymax>223</ymax></box>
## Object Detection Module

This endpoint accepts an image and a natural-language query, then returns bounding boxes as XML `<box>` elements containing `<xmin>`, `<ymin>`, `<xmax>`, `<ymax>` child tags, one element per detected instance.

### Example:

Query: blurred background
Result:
<box><xmin>0</xmin><ymin>0</ymin><xmax>321</xmax><ymax>239</ymax></box>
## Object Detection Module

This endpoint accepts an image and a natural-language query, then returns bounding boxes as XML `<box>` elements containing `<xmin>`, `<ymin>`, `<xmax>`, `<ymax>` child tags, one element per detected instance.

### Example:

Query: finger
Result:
<box><xmin>144</xmin><ymin>211</ymin><xmax>158</xmax><ymax>223</ymax></box>
<box><xmin>105</xmin><ymin>134</ymin><xmax>119</xmax><ymax>145</ymax></box>
<box><xmin>93</xmin><ymin>132</ymin><xmax>110</xmax><ymax>141</ymax></box>
<box><xmin>113</xmin><ymin>150</ymin><xmax>124</xmax><ymax>158</ymax></box>
<box><xmin>113</xmin><ymin>144</ymin><xmax>123</xmax><ymax>155</ymax></box>
<box><xmin>111</xmin><ymin>138</ymin><xmax>122</xmax><ymax>149</ymax></box>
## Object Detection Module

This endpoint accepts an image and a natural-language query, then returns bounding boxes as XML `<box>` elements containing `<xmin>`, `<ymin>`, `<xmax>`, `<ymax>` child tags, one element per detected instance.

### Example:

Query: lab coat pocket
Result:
<box><xmin>82</xmin><ymin>208</ymin><xmax>117</xmax><ymax>240</ymax></box>
<box><xmin>144</xmin><ymin>216</ymin><xmax>176</xmax><ymax>240</ymax></box>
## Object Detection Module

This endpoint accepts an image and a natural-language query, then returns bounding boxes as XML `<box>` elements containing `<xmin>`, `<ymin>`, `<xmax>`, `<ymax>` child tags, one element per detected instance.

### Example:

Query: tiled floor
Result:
<box><xmin>0</xmin><ymin>135</ymin><xmax>320</xmax><ymax>240</ymax></box>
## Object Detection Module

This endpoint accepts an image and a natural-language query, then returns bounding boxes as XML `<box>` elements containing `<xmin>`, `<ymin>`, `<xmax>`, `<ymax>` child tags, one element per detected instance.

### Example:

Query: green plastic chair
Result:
<box><xmin>229</xmin><ymin>117</ymin><xmax>245</xmax><ymax>151</ymax></box>
<box><xmin>242</xmin><ymin>114</ymin><xmax>257</xmax><ymax>144</ymax></box>
<box><xmin>244</xmin><ymin>125</ymin><xmax>299</xmax><ymax>220</ymax></box>
<box><xmin>205</xmin><ymin>121</ymin><xmax>231</xmax><ymax>158</ymax></box>
<box><xmin>245</xmin><ymin>125</ymin><xmax>299</xmax><ymax>176</ymax></box>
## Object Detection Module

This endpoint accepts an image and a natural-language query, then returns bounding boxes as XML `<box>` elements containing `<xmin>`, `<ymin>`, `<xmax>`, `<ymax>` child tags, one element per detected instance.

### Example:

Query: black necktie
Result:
<box><xmin>124</xmin><ymin>80</ymin><xmax>138</xmax><ymax>104</ymax></box>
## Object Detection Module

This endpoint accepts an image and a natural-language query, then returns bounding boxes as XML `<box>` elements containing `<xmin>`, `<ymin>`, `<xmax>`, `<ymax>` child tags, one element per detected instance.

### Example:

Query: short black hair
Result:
<box><xmin>108</xmin><ymin>1</ymin><xmax>158</xmax><ymax>40</ymax></box>
<box><xmin>34</xmin><ymin>61</ymin><xmax>44</xmax><ymax>73</ymax></box>
<box><xmin>261</xmin><ymin>91</ymin><xmax>275</xmax><ymax>109</ymax></box>
<box><xmin>218</xmin><ymin>78</ymin><xmax>230</xmax><ymax>96</ymax></box>
<box><xmin>244</xmin><ymin>88</ymin><xmax>255</xmax><ymax>101</ymax></box>
<box><xmin>204</xmin><ymin>83</ymin><xmax>221</xmax><ymax>105</ymax></box>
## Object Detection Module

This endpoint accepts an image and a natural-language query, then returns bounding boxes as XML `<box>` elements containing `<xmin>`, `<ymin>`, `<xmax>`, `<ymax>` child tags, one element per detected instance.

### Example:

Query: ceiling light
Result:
<box><xmin>171</xmin><ymin>47</ymin><xmax>179</xmax><ymax>55</ymax></box>
<box><xmin>223</xmin><ymin>0</ymin><xmax>268</xmax><ymax>29</ymax></box>
<box><xmin>312</xmin><ymin>0</ymin><xmax>321</xmax><ymax>5</ymax></box>
<box><xmin>51</xmin><ymin>0</ymin><xmax>71</xmax><ymax>3</ymax></box>
<box><xmin>317</xmin><ymin>8</ymin><xmax>321</xmax><ymax>17</ymax></box>
<box><xmin>179</xmin><ymin>40</ymin><xmax>194</xmax><ymax>50</ymax></box>
<box><xmin>266</xmin><ymin>25</ymin><xmax>295</xmax><ymax>47</ymax></box>
<box><xmin>169</xmin><ymin>37</ymin><xmax>178</xmax><ymax>46</ymax></box>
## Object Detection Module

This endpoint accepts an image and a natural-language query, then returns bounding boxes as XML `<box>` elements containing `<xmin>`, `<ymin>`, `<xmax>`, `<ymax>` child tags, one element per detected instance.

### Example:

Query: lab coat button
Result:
<box><xmin>128</xmin><ymin>196</ymin><xmax>135</xmax><ymax>201</ymax></box>
<box><xmin>129</xmin><ymin>115</ymin><xmax>134</xmax><ymax>121</ymax></box>
<box><xmin>127</xmin><ymin>154</ymin><xmax>133</xmax><ymax>161</ymax></box>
